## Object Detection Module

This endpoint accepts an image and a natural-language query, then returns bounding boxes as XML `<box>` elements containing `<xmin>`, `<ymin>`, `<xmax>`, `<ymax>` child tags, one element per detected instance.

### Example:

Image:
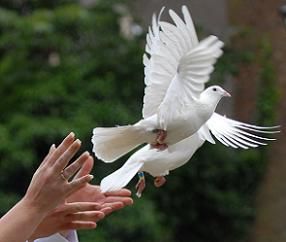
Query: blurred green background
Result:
<box><xmin>0</xmin><ymin>0</ymin><xmax>281</xmax><ymax>242</ymax></box>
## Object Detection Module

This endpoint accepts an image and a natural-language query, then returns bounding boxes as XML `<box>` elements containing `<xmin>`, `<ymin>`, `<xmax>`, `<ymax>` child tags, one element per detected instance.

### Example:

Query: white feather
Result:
<box><xmin>206</xmin><ymin>113</ymin><xmax>279</xmax><ymax>148</ymax></box>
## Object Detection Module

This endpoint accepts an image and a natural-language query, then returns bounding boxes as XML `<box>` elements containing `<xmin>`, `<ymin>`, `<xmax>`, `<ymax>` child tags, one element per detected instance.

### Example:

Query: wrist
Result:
<box><xmin>20</xmin><ymin>196</ymin><xmax>50</xmax><ymax>218</ymax></box>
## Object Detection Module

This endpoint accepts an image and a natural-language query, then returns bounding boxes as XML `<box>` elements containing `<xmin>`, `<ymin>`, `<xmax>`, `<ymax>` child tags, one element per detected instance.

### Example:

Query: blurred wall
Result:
<box><xmin>229</xmin><ymin>1</ymin><xmax>286</xmax><ymax>242</ymax></box>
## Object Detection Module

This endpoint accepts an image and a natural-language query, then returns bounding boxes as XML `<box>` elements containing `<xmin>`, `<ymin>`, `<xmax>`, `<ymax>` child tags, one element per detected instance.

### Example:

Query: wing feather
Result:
<box><xmin>182</xmin><ymin>5</ymin><xmax>198</xmax><ymax>46</ymax></box>
<box><xmin>169</xmin><ymin>9</ymin><xmax>192</xmax><ymax>50</ymax></box>
<box><xmin>206</xmin><ymin>113</ymin><xmax>279</xmax><ymax>149</ymax></box>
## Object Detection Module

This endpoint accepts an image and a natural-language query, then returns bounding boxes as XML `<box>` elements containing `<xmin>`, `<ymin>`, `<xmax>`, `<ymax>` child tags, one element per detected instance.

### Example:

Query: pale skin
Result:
<box><xmin>0</xmin><ymin>132</ymin><xmax>95</xmax><ymax>242</ymax></box>
<box><xmin>29</xmin><ymin>156</ymin><xmax>134</xmax><ymax>240</ymax></box>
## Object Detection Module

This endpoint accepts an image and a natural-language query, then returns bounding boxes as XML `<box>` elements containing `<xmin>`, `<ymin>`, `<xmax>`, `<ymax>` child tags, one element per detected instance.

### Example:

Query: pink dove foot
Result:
<box><xmin>154</xmin><ymin>176</ymin><xmax>166</xmax><ymax>188</ymax></box>
<box><xmin>151</xmin><ymin>129</ymin><xmax>168</xmax><ymax>150</ymax></box>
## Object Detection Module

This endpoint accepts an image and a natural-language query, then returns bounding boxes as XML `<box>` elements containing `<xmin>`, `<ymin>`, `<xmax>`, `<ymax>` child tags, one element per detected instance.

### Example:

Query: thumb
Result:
<box><xmin>74</xmin><ymin>156</ymin><xmax>94</xmax><ymax>179</ymax></box>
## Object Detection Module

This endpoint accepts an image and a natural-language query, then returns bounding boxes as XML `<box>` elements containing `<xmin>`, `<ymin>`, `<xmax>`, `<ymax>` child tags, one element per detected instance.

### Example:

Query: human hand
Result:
<box><xmin>28</xmin><ymin>202</ymin><xmax>105</xmax><ymax>241</ymax></box>
<box><xmin>23</xmin><ymin>132</ymin><xmax>94</xmax><ymax>215</ymax></box>
<box><xmin>68</xmin><ymin>157</ymin><xmax>133</xmax><ymax>215</ymax></box>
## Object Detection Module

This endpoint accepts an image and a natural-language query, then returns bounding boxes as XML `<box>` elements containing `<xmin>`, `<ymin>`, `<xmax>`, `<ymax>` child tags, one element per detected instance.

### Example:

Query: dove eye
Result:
<box><xmin>213</xmin><ymin>87</ymin><xmax>217</xmax><ymax>91</ymax></box>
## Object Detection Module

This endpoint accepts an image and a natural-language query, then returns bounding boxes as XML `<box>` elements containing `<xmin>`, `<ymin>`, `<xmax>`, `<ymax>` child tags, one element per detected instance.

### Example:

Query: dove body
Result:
<box><xmin>92</xmin><ymin>85</ymin><xmax>229</xmax><ymax>162</ymax></box>
<box><xmin>136</xmin><ymin>85</ymin><xmax>230</xmax><ymax>145</ymax></box>
<box><xmin>100</xmin><ymin>112</ymin><xmax>278</xmax><ymax>193</ymax></box>
<box><xmin>100</xmin><ymin>131</ymin><xmax>205</xmax><ymax>193</ymax></box>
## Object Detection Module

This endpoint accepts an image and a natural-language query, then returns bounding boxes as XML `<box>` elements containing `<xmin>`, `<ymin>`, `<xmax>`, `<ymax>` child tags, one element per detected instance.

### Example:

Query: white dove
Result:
<box><xmin>100</xmin><ymin>113</ymin><xmax>279</xmax><ymax>197</ymax></box>
<box><xmin>92</xmin><ymin>6</ymin><xmax>230</xmax><ymax>163</ymax></box>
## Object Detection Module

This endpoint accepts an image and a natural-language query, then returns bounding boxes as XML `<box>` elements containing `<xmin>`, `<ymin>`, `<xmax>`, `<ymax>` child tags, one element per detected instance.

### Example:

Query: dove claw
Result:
<box><xmin>154</xmin><ymin>176</ymin><xmax>166</xmax><ymax>187</ymax></box>
<box><xmin>151</xmin><ymin>143</ymin><xmax>168</xmax><ymax>150</ymax></box>
<box><xmin>151</xmin><ymin>129</ymin><xmax>168</xmax><ymax>150</ymax></box>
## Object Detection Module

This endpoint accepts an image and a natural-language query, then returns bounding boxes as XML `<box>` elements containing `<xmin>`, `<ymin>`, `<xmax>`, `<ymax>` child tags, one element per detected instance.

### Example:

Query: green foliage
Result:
<box><xmin>0</xmin><ymin>0</ymin><xmax>144</xmax><ymax>212</ymax></box>
<box><xmin>0</xmin><ymin>1</ymin><xmax>277</xmax><ymax>242</ymax></box>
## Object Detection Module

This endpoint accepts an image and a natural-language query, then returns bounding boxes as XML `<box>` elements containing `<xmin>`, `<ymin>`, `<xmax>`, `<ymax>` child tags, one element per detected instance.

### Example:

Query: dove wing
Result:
<box><xmin>142</xmin><ymin>5</ymin><xmax>200</xmax><ymax>119</ymax></box>
<box><xmin>142</xmin><ymin>7</ymin><xmax>168</xmax><ymax>118</ymax></box>
<box><xmin>142</xmin><ymin>6</ymin><xmax>224</xmax><ymax>130</ymax></box>
<box><xmin>206</xmin><ymin>113</ymin><xmax>280</xmax><ymax>149</ymax></box>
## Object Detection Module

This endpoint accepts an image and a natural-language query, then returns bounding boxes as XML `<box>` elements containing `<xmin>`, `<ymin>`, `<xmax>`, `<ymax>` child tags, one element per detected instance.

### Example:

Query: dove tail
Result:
<box><xmin>92</xmin><ymin>125</ymin><xmax>144</xmax><ymax>162</ymax></box>
<box><xmin>100</xmin><ymin>159</ymin><xmax>144</xmax><ymax>192</ymax></box>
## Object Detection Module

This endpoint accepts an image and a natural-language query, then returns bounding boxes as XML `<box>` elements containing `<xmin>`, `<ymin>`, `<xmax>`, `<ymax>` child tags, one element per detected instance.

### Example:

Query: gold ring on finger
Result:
<box><xmin>60</xmin><ymin>170</ymin><xmax>68</xmax><ymax>181</ymax></box>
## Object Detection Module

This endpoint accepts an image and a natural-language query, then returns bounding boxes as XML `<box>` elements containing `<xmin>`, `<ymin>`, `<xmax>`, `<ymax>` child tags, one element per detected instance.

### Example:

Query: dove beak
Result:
<box><xmin>223</xmin><ymin>91</ymin><xmax>231</xmax><ymax>97</ymax></box>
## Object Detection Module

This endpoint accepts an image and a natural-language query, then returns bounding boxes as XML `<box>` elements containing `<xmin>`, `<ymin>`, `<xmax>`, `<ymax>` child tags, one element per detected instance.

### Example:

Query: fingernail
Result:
<box><xmin>81</xmin><ymin>151</ymin><xmax>89</xmax><ymax>158</ymax></box>
<box><xmin>75</xmin><ymin>139</ymin><xmax>81</xmax><ymax>145</ymax></box>
<box><xmin>89</xmin><ymin>174</ymin><xmax>94</xmax><ymax>180</ymax></box>
<box><xmin>98</xmin><ymin>213</ymin><xmax>105</xmax><ymax>219</ymax></box>
<box><xmin>69</xmin><ymin>132</ymin><xmax>75</xmax><ymax>138</ymax></box>
<box><xmin>128</xmin><ymin>199</ymin><xmax>134</xmax><ymax>205</ymax></box>
<box><xmin>49</xmin><ymin>144</ymin><xmax>55</xmax><ymax>152</ymax></box>
<box><xmin>102</xmin><ymin>207</ymin><xmax>112</xmax><ymax>214</ymax></box>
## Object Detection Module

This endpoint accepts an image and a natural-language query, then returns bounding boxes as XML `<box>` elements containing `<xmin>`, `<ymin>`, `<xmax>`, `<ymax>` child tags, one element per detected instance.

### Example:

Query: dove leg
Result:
<box><xmin>151</xmin><ymin>129</ymin><xmax>168</xmax><ymax>150</ymax></box>
<box><xmin>156</xmin><ymin>129</ymin><xmax>167</xmax><ymax>144</ymax></box>
<box><xmin>154</xmin><ymin>176</ymin><xmax>166</xmax><ymax>187</ymax></box>
<box><xmin>135</xmin><ymin>171</ymin><xmax>146</xmax><ymax>198</ymax></box>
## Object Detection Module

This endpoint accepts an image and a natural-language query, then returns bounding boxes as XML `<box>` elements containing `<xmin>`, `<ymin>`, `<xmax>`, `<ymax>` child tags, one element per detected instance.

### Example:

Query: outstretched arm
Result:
<box><xmin>0</xmin><ymin>133</ymin><xmax>93</xmax><ymax>242</ymax></box>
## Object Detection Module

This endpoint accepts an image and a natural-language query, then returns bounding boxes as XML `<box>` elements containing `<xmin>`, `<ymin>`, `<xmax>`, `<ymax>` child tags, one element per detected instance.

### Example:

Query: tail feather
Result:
<box><xmin>100</xmin><ymin>160</ymin><xmax>144</xmax><ymax>192</ymax></box>
<box><xmin>92</xmin><ymin>125</ymin><xmax>144</xmax><ymax>162</ymax></box>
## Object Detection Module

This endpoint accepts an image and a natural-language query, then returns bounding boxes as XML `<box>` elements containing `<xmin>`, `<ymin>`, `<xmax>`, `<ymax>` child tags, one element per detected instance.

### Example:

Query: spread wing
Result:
<box><xmin>142</xmin><ymin>5</ymin><xmax>224</xmax><ymax>124</ymax></box>
<box><xmin>206</xmin><ymin>113</ymin><xmax>280</xmax><ymax>149</ymax></box>
<box><xmin>142</xmin><ymin>7</ymin><xmax>166</xmax><ymax>118</ymax></box>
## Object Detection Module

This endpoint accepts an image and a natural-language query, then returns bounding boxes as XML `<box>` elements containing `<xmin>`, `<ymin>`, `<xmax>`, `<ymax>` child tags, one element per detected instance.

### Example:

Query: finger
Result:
<box><xmin>63</xmin><ymin>152</ymin><xmax>90</xmax><ymax>180</ymax></box>
<box><xmin>101</xmin><ymin>202</ymin><xmax>124</xmax><ymax>213</ymax></box>
<box><xmin>104</xmin><ymin>189</ymin><xmax>132</xmax><ymax>197</ymax></box>
<box><xmin>62</xmin><ymin>221</ymin><xmax>97</xmax><ymax>231</ymax></box>
<box><xmin>102</xmin><ymin>197</ymin><xmax>133</xmax><ymax>206</ymax></box>
<box><xmin>60</xmin><ymin>202</ymin><xmax>102</xmax><ymax>214</ymax></box>
<box><xmin>99</xmin><ymin>207</ymin><xmax>113</xmax><ymax>215</ymax></box>
<box><xmin>39</xmin><ymin>144</ymin><xmax>56</xmax><ymax>169</ymax></box>
<box><xmin>48</xmin><ymin>132</ymin><xmax>76</xmax><ymax>166</ymax></box>
<box><xmin>53</xmin><ymin>139</ymin><xmax>81</xmax><ymax>172</ymax></box>
<box><xmin>66</xmin><ymin>174</ymin><xmax>94</xmax><ymax>196</ymax></box>
<box><xmin>47</xmin><ymin>144</ymin><xmax>56</xmax><ymax>160</ymax></box>
<box><xmin>74</xmin><ymin>155</ymin><xmax>94</xmax><ymax>179</ymax></box>
<box><xmin>66</xmin><ymin>211</ymin><xmax>105</xmax><ymax>222</ymax></box>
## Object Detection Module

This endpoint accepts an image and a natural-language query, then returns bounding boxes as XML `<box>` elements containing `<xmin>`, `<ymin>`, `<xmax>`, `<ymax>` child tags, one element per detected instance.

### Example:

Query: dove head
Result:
<box><xmin>199</xmin><ymin>85</ymin><xmax>231</xmax><ymax>106</ymax></box>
